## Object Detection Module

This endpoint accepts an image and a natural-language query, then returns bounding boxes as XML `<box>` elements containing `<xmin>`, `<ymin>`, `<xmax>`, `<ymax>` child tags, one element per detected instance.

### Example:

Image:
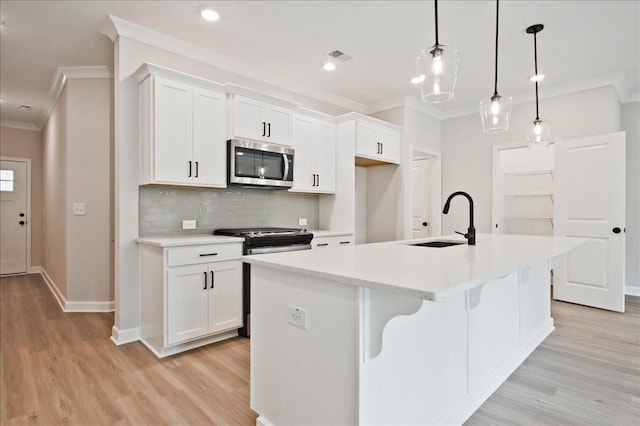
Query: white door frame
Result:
<box><xmin>407</xmin><ymin>146</ymin><xmax>441</xmax><ymax>239</ymax></box>
<box><xmin>0</xmin><ymin>156</ymin><xmax>32</xmax><ymax>274</ymax></box>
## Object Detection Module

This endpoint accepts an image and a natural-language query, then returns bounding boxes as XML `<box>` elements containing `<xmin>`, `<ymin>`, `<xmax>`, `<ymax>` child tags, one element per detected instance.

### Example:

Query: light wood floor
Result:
<box><xmin>1</xmin><ymin>273</ymin><xmax>638</xmax><ymax>425</ymax></box>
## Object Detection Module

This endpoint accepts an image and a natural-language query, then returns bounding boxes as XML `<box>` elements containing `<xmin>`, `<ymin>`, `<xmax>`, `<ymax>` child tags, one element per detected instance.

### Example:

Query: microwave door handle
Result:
<box><xmin>283</xmin><ymin>154</ymin><xmax>289</xmax><ymax>180</ymax></box>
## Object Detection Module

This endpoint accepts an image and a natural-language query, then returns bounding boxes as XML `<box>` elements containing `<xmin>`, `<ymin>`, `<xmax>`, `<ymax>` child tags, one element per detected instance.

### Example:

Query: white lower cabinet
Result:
<box><xmin>139</xmin><ymin>239</ymin><xmax>243</xmax><ymax>357</ymax></box>
<box><xmin>166</xmin><ymin>260</ymin><xmax>242</xmax><ymax>345</ymax></box>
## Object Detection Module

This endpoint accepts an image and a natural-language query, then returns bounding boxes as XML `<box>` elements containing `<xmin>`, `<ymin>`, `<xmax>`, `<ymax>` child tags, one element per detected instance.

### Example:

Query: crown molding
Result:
<box><xmin>37</xmin><ymin>65</ymin><xmax>113</xmax><ymax>129</ymax></box>
<box><xmin>100</xmin><ymin>15</ymin><xmax>368</xmax><ymax>114</ymax></box>
<box><xmin>0</xmin><ymin>120</ymin><xmax>41</xmax><ymax>131</ymax></box>
<box><xmin>623</xmin><ymin>91</ymin><xmax>639</xmax><ymax>104</ymax></box>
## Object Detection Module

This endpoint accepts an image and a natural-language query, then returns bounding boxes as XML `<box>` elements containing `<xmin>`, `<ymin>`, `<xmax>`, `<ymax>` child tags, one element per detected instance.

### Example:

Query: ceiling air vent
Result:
<box><xmin>328</xmin><ymin>49</ymin><xmax>353</xmax><ymax>62</ymax></box>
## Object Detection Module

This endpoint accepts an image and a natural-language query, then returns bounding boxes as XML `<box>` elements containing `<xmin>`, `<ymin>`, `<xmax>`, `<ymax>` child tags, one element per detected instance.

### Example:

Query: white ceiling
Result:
<box><xmin>1</xmin><ymin>1</ymin><xmax>638</xmax><ymax>128</ymax></box>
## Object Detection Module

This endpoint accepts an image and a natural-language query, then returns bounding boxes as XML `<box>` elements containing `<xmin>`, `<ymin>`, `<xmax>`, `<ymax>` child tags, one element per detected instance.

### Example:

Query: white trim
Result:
<box><xmin>626</xmin><ymin>285</ymin><xmax>640</xmax><ymax>297</ymax></box>
<box><xmin>37</xmin><ymin>65</ymin><xmax>113</xmax><ymax>130</ymax></box>
<box><xmin>623</xmin><ymin>91</ymin><xmax>640</xmax><ymax>104</ymax></box>
<box><xmin>65</xmin><ymin>300</ymin><xmax>115</xmax><ymax>313</ymax></box>
<box><xmin>256</xmin><ymin>416</ymin><xmax>276</xmax><ymax>426</ymax></box>
<box><xmin>41</xmin><ymin>268</ymin><xmax>66</xmax><ymax>312</ymax></box>
<box><xmin>40</xmin><ymin>268</ymin><xmax>115</xmax><ymax>313</ymax></box>
<box><xmin>140</xmin><ymin>330</ymin><xmax>239</xmax><ymax>358</ymax></box>
<box><xmin>28</xmin><ymin>266</ymin><xmax>42</xmax><ymax>274</ymax></box>
<box><xmin>111</xmin><ymin>325</ymin><xmax>141</xmax><ymax>345</ymax></box>
<box><xmin>0</xmin><ymin>157</ymin><xmax>31</xmax><ymax>275</ymax></box>
<box><xmin>100</xmin><ymin>15</ymin><xmax>367</xmax><ymax>114</ymax></box>
<box><xmin>0</xmin><ymin>120</ymin><xmax>41</xmax><ymax>131</ymax></box>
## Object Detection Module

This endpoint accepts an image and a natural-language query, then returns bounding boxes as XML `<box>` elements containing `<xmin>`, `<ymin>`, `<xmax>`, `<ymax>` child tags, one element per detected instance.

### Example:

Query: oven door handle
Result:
<box><xmin>247</xmin><ymin>244</ymin><xmax>311</xmax><ymax>255</ymax></box>
<box><xmin>282</xmin><ymin>154</ymin><xmax>290</xmax><ymax>180</ymax></box>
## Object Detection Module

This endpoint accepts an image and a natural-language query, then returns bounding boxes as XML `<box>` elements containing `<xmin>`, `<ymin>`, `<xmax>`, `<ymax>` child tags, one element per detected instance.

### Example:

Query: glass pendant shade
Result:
<box><xmin>416</xmin><ymin>44</ymin><xmax>460</xmax><ymax>103</ymax></box>
<box><xmin>525</xmin><ymin>118</ymin><xmax>551</xmax><ymax>148</ymax></box>
<box><xmin>479</xmin><ymin>94</ymin><xmax>512</xmax><ymax>133</ymax></box>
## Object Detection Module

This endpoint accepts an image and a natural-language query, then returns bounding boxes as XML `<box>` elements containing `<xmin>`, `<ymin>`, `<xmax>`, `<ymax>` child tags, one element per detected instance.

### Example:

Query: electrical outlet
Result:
<box><xmin>73</xmin><ymin>202</ymin><xmax>86</xmax><ymax>215</ymax></box>
<box><xmin>182</xmin><ymin>220</ymin><xmax>196</xmax><ymax>229</ymax></box>
<box><xmin>287</xmin><ymin>305</ymin><xmax>308</xmax><ymax>330</ymax></box>
<box><xmin>298</xmin><ymin>218</ymin><xmax>308</xmax><ymax>226</ymax></box>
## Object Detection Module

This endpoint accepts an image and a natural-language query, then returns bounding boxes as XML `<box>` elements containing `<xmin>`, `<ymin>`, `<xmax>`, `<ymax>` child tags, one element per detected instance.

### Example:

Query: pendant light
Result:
<box><xmin>479</xmin><ymin>0</ymin><xmax>512</xmax><ymax>133</ymax></box>
<box><xmin>525</xmin><ymin>24</ymin><xmax>551</xmax><ymax>148</ymax></box>
<box><xmin>415</xmin><ymin>0</ymin><xmax>460</xmax><ymax>103</ymax></box>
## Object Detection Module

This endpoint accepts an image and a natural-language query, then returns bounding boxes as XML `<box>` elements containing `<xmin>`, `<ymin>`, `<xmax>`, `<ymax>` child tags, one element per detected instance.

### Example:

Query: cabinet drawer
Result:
<box><xmin>312</xmin><ymin>235</ymin><xmax>354</xmax><ymax>249</ymax></box>
<box><xmin>167</xmin><ymin>243</ymin><xmax>242</xmax><ymax>267</ymax></box>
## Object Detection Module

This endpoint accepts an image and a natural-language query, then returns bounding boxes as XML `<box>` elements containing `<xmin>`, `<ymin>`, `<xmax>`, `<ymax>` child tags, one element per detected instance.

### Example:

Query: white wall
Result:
<box><xmin>442</xmin><ymin>86</ymin><xmax>621</xmax><ymax>236</ymax></box>
<box><xmin>621</xmin><ymin>101</ymin><xmax>640</xmax><ymax>292</ymax></box>
<box><xmin>41</xmin><ymin>78</ymin><xmax>113</xmax><ymax>306</ymax></box>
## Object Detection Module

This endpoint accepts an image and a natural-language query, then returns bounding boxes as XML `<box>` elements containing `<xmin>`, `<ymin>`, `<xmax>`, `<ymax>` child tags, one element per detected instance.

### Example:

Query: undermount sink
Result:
<box><xmin>409</xmin><ymin>240</ymin><xmax>466</xmax><ymax>248</ymax></box>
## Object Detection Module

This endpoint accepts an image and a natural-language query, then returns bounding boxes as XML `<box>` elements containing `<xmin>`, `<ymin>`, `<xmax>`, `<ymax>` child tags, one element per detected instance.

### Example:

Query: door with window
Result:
<box><xmin>0</xmin><ymin>160</ymin><xmax>28</xmax><ymax>275</ymax></box>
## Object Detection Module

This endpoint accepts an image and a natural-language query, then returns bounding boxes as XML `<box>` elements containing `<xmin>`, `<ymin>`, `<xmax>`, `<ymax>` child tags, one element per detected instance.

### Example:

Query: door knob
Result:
<box><xmin>422</xmin><ymin>222</ymin><xmax>429</xmax><ymax>227</ymax></box>
<box><xmin>19</xmin><ymin>213</ymin><xmax>25</xmax><ymax>217</ymax></box>
<box><xmin>612</xmin><ymin>227</ymin><xmax>621</xmax><ymax>234</ymax></box>
<box><xmin>19</xmin><ymin>221</ymin><xmax>25</xmax><ymax>225</ymax></box>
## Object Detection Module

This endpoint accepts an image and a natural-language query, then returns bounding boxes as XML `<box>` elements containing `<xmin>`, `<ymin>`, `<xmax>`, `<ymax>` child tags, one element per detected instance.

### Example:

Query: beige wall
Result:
<box><xmin>42</xmin><ymin>78</ymin><xmax>113</xmax><ymax>304</ymax></box>
<box><xmin>0</xmin><ymin>126</ymin><xmax>43</xmax><ymax>269</ymax></box>
<box><xmin>42</xmin><ymin>88</ymin><xmax>69</xmax><ymax>295</ymax></box>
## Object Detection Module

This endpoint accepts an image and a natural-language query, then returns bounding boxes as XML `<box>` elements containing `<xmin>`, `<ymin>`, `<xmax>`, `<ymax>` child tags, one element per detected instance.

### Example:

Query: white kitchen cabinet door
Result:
<box><xmin>232</xmin><ymin>95</ymin><xmax>266</xmax><ymax>141</ymax></box>
<box><xmin>356</xmin><ymin>122</ymin><xmax>400</xmax><ymax>165</ymax></box>
<box><xmin>208</xmin><ymin>260</ymin><xmax>243</xmax><ymax>334</ymax></box>
<box><xmin>356</xmin><ymin>122</ymin><xmax>379</xmax><ymax>160</ymax></box>
<box><xmin>265</xmin><ymin>104</ymin><xmax>293</xmax><ymax>145</ymax></box>
<box><xmin>291</xmin><ymin>116</ymin><xmax>315</xmax><ymax>190</ymax></box>
<box><xmin>192</xmin><ymin>88</ymin><xmax>226</xmax><ymax>186</ymax></box>
<box><xmin>231</xmin><ymin>95</ymin><xmax>292</xmax><ymax>145</ymax></box>
<box><xmin>154</xmin><ymin>77</ymin><xmax>193</xmax><ymax>184</ymax></box>
<box><xmin>167</xmin><ymin>263</ymin><xmax>209</xmax><ymax>345</ymax></box>
<box><xmin>312</xmin><ymin>234</ymin><xmax>354</xmax><ymax>249</ymax></box>
<box><xmin>313</xmin><ymin>120</ymin><xmax>336</xmax><ymax>192</ymax></box>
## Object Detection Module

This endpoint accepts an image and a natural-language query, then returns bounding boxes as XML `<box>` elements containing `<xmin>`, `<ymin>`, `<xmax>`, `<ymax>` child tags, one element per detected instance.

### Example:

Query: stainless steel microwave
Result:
<box><xmin>228</xmin><ymin>139</ymin><xmax>294</xmax><ymax>188</ymax></box>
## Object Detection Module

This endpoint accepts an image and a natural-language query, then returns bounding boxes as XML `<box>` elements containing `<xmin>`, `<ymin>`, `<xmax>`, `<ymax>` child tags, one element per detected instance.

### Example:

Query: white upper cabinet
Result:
<box><xmin>356</xmin><ymin>120</ymin><xmax>401</xmax><ymax>165</ymax></box>
<box><xmin>230</xmin><ymin>94</ymin><xmax>293</xmax><ymax>145</ymax></box>
<box><xmin>290</xmin><ymin>112</ymin><xmax>336</xmax><ymax>194</ymax></box>
<box><xmin>136</xmin><ymin>64</ymin><xmax>226</xmax><ymax>187</ymax></box>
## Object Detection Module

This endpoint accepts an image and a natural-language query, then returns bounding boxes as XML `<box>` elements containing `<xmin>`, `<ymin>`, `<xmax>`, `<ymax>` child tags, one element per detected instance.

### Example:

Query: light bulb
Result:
<box><xmin>200</xmin><ymin>9</ymin><xmax>220</xmax><ymax>21</ymax></box>
<box><xmin>411</xmin><ymin>75</ymin><xmax>425</xmax><ymax>84</ymax></box>
<box><xmin>323</xmin><ymin>62</ymin><xmax>336</xmax><ymax>71</ymax></box>
<box><xmin>529</xmin><ymin>74</ymin><xmax>545</xmax><ymax>82</ymax></box>
<box><xmin>433</xmin><ymin>80</ymin><xmax>441</xmax><ymax>94</ymax></box>
<box><xmin>492</xmin><ymin>116</ymin><xmax>499</xmax><ymax>125</ymax></box>
<box><xmin>534</xmin><ymin>123</ymin><xmax>542</xmax><ymax>135</ymax></box>
<box><xmin>490</xmin><ymin>100</ymin><xmax>501</xmax><ymax>115</ymax></box>
<box><xmin>431</xmin><ymin>55</ymin><xmax>443</xmax><ymax>75</ymax></box>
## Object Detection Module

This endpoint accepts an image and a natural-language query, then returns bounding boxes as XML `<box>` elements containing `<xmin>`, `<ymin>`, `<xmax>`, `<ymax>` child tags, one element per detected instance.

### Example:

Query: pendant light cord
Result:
<box><xmin>493</xmin><ymin>0</ymin><xmax>499</xmax><ymax>97</ymax></box>
<box><xmin>534</xmin><ymin>32</ymin><xmax>540</xmax><ymax>120</ymax></box>
<box><xmin>434</xmin><ymin>0</ymin><xmax>439</xmax><ymax>46</ymax></box>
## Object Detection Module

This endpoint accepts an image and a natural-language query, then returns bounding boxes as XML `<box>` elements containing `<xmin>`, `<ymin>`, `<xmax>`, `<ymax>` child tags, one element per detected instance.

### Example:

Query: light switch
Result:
<box><xmin>73</xmin><ymin>203</ymin><xmax>86</xmax><ymax>216</ymax></box>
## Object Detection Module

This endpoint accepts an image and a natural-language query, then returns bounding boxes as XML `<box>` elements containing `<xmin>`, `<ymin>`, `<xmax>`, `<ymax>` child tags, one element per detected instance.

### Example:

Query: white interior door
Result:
<box><xmin>411</xmin><ymin>158</ymin><xmax>431</xmax><ymax>239</ymax></box>
<box><xmin>0</xmin><ymin>160</ymin><xmax>28</xmax><ymax>275</ymax></box>
<box><xmin>553</xmin><ymin>132</ymin><xmax>626</xmax><ymax>312</ymax></box>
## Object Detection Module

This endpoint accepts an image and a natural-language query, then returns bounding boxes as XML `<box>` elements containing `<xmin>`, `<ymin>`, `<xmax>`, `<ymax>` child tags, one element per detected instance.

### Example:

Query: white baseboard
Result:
<box><xmin>625</xmin><ymin>285</ymin><xmax>640</xmax><ymax>297</ymax></box>
<box><xmin>28</xmin><ymin>266</ymin><xmax>42</xmax><ymax>274</ymax></box>
<box><xmin>40</xmin><ymin>268</ymin><xmax>67</xmax><ymax>312</ymax></box>
<box><xmin>111</xmin><ymin>325</ymin><xmax>140</xmax><ymax>345</ymax></box>
<box><xmin>256</xmin><ymin>416</ymin><xmax>276</xmax><ymax>426</ymax></box>
<box><xmin>40</xmin><ymin>269</ymin><xmax>115</xmax><ymax>312</ymax></box>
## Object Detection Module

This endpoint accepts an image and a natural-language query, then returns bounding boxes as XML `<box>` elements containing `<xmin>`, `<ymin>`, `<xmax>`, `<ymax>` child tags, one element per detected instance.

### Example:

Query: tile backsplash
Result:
<box><xmin>139</xmin><ymin>186</ymin><xmax>320</xmax><ymax>237</ymax></box>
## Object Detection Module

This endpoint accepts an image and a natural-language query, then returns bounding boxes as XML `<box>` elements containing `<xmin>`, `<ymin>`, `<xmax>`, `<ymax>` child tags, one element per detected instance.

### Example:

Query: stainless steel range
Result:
<box><xmin>213</xmin><ymin>227</ymin><xmax>314</xmax><ymax>336</ymax></box>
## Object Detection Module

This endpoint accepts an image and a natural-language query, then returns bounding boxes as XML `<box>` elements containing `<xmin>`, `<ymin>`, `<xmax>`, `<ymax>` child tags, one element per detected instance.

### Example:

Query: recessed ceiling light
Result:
<box><xmin>410</xmin><ymin>75</ymin><xmax>425</xmax><ymax>85</ymax></box>
<box><xmin>323</xmin><ymin>62</ymin><xmax>336</xmax><ymax>72</ymax></box>
<box><xmin>529</xmin><ymin>74</ymin><xmax>545</xmax><ymax>82</ymax></box>
<box><xmin>200</xmin><ymin>8</ymin><xmax>220</xmax><ymax>22</ymax></box>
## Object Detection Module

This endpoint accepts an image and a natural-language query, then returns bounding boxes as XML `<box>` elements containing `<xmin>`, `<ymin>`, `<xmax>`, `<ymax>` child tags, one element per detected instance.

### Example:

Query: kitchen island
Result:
<box><xmin>244</xmin><ymin>233</ymin><xmax>584</xmax><ymax>426</ymax></box>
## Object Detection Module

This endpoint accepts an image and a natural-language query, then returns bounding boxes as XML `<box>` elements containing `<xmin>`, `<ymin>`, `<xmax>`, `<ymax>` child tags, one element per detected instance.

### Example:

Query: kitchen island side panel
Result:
<box><xmin>250</xmin><ymin>265</ymin><xmax>360</xmax><ymax>426</ymax></box>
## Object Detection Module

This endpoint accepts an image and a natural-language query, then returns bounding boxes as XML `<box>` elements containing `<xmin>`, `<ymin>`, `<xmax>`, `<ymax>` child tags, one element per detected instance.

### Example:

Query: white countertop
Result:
<box><xmin>243</xmin><ymin>233</ymin><xmax>585</xmax><ymax>301</ymax></box>
<box><xmin>136</xmin><ymin>235</ymin><xmax>244</xmax><ymax>247</ymax></box>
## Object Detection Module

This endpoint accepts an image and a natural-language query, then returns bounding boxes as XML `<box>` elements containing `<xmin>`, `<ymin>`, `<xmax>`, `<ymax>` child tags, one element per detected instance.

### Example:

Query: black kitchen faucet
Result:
<box><xmin>443</xmin><ymin>191</ymin><xmax>476</xmax><ymax>245</ymax></box>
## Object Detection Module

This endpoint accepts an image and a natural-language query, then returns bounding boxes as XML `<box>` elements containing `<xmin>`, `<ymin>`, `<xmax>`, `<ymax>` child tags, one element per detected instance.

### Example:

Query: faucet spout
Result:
<box><xmin>443</xmin><ymin>191</ymin><xmax>476</xmax><ymax>245</ymax></box>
